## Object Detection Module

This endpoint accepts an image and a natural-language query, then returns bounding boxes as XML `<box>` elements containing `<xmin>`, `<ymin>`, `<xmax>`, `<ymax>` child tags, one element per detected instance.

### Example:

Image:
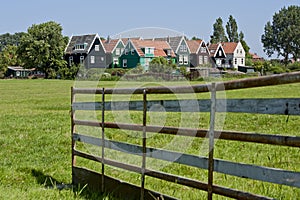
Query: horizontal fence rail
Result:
<box><xmin>72</xmin><ymin>98</ymin><xmax>300</xmax><ymax>115</ymax></box>
<box><xmin>73</xmin><ymin>133</ymin><xmax>300</xmax><ymax>188</ymax></box>
<box><xmin>72</xmin><ymin>71</ymin><xmax>300</xmax><ymax>95</ymax></box>
<box><xmin>71</xmin><ymin>72</ymin><xmax>300</xmax><ymax>199</ymax></box>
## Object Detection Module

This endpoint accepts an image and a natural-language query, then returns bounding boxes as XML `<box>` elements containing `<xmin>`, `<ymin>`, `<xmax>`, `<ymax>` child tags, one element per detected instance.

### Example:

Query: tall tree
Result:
<box><xmin>17</xmin><ymin>21</ymin><xmax>68</xmax><ymax>78</ymax></box>
<box><xmin>261</xmin><ymin>5</ymin><xmax>300</xmax><ymax>63</ymax></box>
<box><xmin>226</xmin><ymin>15</ymin><xmax>239</xmax><ymax>42</ymax></box>
<box><xmin>239</xmin><ymin>31</ymin><xmax>250</xmax><ymax>55</ymax></box>
<box><xmin>210</xmin><ymin>17</ymin><xmax>228</xmax><ymax>43</ymax></box>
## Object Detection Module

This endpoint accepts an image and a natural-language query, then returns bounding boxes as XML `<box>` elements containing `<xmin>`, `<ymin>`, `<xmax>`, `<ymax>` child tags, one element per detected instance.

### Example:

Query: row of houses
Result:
<box><xmin>64</xmin><ymin>34</ymin><xmax>246</xmax><ymax>70</ymax></box>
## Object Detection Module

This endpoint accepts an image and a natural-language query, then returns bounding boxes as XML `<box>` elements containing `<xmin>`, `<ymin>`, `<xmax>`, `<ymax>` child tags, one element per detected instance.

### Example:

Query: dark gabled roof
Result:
<box><xmin>153</xmin><ymin>36</ymin><xmax>185</xmax><ymax>52</ymax></box>
<box><xmin>65</xmin><ymin>34</ymin><xmax>98</xmax><ymax>54</ymax></box>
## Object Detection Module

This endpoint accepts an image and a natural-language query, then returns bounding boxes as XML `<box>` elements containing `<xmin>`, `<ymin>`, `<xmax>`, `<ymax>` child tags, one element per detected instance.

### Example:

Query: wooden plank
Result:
<box><xmin>73</xmin><ymin>152</ymin><xmax>273</xmax><ymax>200</ymax></box>
<box><xmin>73</xmin><ymin>133</ymin><xmax>300</xmax><ymax>188</ymax></box>
<box><xmin>73</xmin><ymin>120</ymin><xmax>300</xmax><ymax>147</ymax></box>
<box><xmin>72</xmin><ymin>98</ymin><xmax>300</xmax><ymax>115</ymax></box>
<box><xmin>72</xmin><ymin>72</ymin><xmax>300</xmax><ymax>95</ymax></box>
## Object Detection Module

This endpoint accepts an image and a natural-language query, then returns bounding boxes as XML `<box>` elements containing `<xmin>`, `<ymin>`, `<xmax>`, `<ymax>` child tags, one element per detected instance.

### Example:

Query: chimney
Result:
<box><xmin>107</xmin><ymin>35</ymin><xmax>111</xmax><ymax>43</ymax></box>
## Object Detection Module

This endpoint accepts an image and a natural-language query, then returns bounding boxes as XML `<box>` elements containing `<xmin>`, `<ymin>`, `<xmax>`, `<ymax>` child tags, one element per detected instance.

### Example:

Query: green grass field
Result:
<box><xmin>0</xmin><ymin>79</ymin><xmax>299</xmax><ymax>199</ymax></box>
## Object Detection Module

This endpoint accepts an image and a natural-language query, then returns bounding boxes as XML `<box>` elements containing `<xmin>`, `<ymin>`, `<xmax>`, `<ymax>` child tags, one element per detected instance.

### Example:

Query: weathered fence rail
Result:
<box><xmin>71</xmin><ymin>72</ymin><xmax>300</xmax><ymax>199</ymax></box>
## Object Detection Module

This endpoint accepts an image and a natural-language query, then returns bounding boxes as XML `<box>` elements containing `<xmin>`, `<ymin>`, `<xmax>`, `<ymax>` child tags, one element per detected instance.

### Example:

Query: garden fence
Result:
<box><xmin>71</xmin><ymin>72</ymin><xmax>300</xmax><ymax>199</ymax></box>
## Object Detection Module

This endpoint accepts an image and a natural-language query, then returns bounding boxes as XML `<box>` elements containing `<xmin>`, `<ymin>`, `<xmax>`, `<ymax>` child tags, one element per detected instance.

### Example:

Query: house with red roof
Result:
<box><xmin>119</xmin><ymin>39</ymin><xmax>176</xmax><ymax>70</ymax></box>
<box><xmin>221</xmin><ymin>42</ymin><xmax>245</xmax><ymax>69</ymax></box>
<box><xmin>187</xmin><ymin>40</ymin><xmax>211</xmax><ymax>67</ymax></box>
<box><xmin>154</xmin><ymin>36</ymin><xmax>191</xmax><ymax>66</ymax></box>
<box><xmin>103</xmin><ymin>37</ymin><xmax>125</xmax><ymax>68</ymax></box>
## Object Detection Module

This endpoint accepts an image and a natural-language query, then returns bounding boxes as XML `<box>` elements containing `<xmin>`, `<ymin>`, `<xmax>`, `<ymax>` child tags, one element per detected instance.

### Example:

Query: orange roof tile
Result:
<box><xmin>187</xmin><ymin>40</ymin><xmax>202</xmax><ymax>54</ymax></box>
<box><xmin>130</xmin><ymin>40</ymin><xmax>176</xmax><ymax>57</ymax></box>
<box><xmin>221</xmin><ymin>42</ymin><xmax>238</xmax><ymax>54</ymax></box>
<box><xmin>103</xmin><ymin>39</ymin><xmax>120</xmax><ymax>53</ymax></box>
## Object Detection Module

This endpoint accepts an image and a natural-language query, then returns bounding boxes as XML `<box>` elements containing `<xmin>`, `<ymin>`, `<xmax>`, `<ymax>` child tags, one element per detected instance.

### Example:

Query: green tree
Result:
<box><xmin>239</xmin><ymin>31</ymin><xmax>250</xmax><ymax>55</ymax></box>
<box><xmin>261</xmin><ymin>5</ymin><xmax>300</xmax><ymax>63</ymax></box>
<box><xmin>0</xmin><ymin>32</ymin><xmax>25</xmax><ymax>51</ymax></box>
<box><xmin>17</xmin><ymin>21</ymin><xmax>68</xmax><ymax>78</ymax></box>
<box><xmin>210</xmin><ymin>17</ymin><xmax>228</xmax><ymax>43</ymax></box>
<box><xmin>0</xmin><ymin>45</ymin><xmax>23</xmax><ymax>77</ymax></box>
<box><xmin>226</xmin><ymin>15</ymin><xmax>239</xmax><ymax>42</ymax></box>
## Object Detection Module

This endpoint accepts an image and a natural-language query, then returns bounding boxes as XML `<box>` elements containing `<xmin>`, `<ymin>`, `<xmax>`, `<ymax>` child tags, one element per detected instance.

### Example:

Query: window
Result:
<box><xmin>234</xmin><ymin>58</ymin><xmax>237</xmax><ymax>65</ymax></box>
<box><xmin>80</xmin><ymin>56</ymin><xmax>84</xmax><ymax>64</ymax></box>
<box><xmin>115</xmin><ymin>48</ymin><xmax>120</xmax><ymax>56</ymax></box>
<box><xmin>218</xmin><ymin>50</ymin><xmax>222</xmax><ymax>57</ymax></box>
<box><xmin>113</xmin><ymin>57</ymin><xmax>119</xmax><ymax>67</ymax></box>
<box><xmin>204</xmin><ymin>56</ymin><xmax>208</xmax><ymax>64</ymax></box>
<box><xmin>91</xmin><ymin>56</ymin><xmax>95</xmax><ymax>64</ymax></box>
<box><xmin>69</xmin><ymin>56</ymin><xmax>73</xmax><ymax>66</ymax></box>
<box><xmin>241</xmin><ymin>58</ymin><xmax>244</xmax><ymax>65</ymax></box>
<box><xmin>200</xmin><ymin>47</ymin><xmax>206</xmax><ymax>53</ymax></box>
<box><xmin>123</xmin><ymin>59</ymin><xmax>127</xmax><ymax>68</ymax></box>
<box><xmin>180</xmin><ymin>44</ymin><xmax>187</xmax><ymax>52</ymax></box>
<box><xmin>131</xmin><ymin>49</ymin><xmax>135</xmax><ymax>55</ymax></box>
<box><xmin>101</xmin><ymin>57</ymin><xmax>104</xmax><ymax>62</ymax></box>
<box><xmin>179</xmin><ymin>55</ymin><xmax>183</xmax><ymax>65</ymax></box>
<box><xmin>240</xmin><ymin>50</ymin><xmax>243</xmax><ymax>54</ymax></box>
<box><xmin>125</xmin><ymin>49</ymin><xmax>128</xmax><ymax>55</ymax></box>
<box><xmin>184</xmin><ymin>55</ymin><xmax>188</xmax><ymax>65</ymax></box>
<box><xmin>199</xmin><ymin>56</ymin><xmax>203</xmax><ymax>65</ymax></box>
<box><xmin>95</xmin><ymin>45</ymin><xmax>100</xmax><ymax>51</ymax></box>
<box><xmin>167</xmin><ymin>49</ymin><xmax>171</xmax><ymax>56</ymax></box>
<box><xmin>75</xmin><ymin>43</ymin><xmax>87</xmax><ymax>50</ymax></box>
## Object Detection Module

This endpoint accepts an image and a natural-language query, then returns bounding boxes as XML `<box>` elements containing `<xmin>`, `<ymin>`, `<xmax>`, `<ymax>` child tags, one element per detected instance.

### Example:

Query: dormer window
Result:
<box><xmin>167</xmin><ymin>49</ymin><xmax>171</xmax><ymax>56</ymax></box>
<box><xmin>75</xmin><ymin>43</ymin><xmax>87</xmax><ymax>50</ymax></box>
<box><xmin>145</xmin><ymin>47</ymin><xmax>154</xmax><ymax>55</ymax></box>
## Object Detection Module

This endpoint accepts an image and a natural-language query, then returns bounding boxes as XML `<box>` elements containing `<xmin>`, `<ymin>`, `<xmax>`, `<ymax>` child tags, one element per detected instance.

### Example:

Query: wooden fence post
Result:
<box><xmin>71</xmin><ymin>87</ymin><xmax>76</xmax><ymax>185</ymax></box>
<box><xmin>101</xmin><ymin>88</ymin><xmax>105</xmax><ymax>193</ymax></box>
<box><xmin>141</xmin><ymin>89</ymin><xmax>147</xmax><ymax>200</ymax></box>
<box><xmin>208</xmin><ymin>83</ymin><xmax>216</xmax><ymax>199</ymax></box>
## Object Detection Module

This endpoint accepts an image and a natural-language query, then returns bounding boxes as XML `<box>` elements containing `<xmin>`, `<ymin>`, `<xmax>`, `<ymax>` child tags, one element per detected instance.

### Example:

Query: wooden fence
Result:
<box><xmin>71</xmin><ymin>72</ymin><xmax>300</xmax><ymax>199</ymax></box>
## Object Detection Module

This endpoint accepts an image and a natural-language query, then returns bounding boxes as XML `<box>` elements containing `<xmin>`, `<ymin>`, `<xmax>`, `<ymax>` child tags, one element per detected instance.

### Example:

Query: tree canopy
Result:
<box><xmin>210</xmin><ymin>17</ymin><xmax>228</xmax><ymax>43</ymax></box>
<box><xmin>17</xmin><ymin>21</ymin><xmax>69</xmax><ymax>78</ymax></box>
<box><xmin>226</xmin><ymin>15</ymin><xmax>239</xmax><ymax>42</ymax></box>
<box><xmin>261</xmin><ymin>5</ymin><xmax>300</xmax><ymax>62</ymax></box>
<box><xmin>0</xmin><ymin>32</ymin><xmax>25</xmax><ymax>52</ymax></box>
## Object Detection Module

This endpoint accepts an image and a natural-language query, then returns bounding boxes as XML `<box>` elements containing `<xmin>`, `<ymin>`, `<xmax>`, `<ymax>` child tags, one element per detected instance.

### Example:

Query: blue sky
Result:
<box><xmin>0</xmin><ymin>0</ymin><xmax>298</xmax><ymax>58</ymax></box>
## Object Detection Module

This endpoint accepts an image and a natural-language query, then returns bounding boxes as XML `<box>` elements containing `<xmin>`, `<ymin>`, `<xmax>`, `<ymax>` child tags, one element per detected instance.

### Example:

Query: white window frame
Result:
<box><xmin>80</xmin><ymin>56</ymin><xmax>84</xmax><ymax>64</ymax></box>
<box><xmin>183</xmin><ymin>55</ymin><xmax>188</xmax><ymax>65</ymax></box>
<box><xmin>69</xmin><ymin>56</ymin><xmax>73</xmax><ymax>66</ymax></box>
<box><xmin>115</xmin><ymin>48</ymin><xmax>120</xmax><ymax>56</ymax></box>
<box><xmin>131</xmin><ymin>49</ymin><xmax>135</xmax><ymax>55</ymax></box>
<box><xmin>123</xmin><ymin>59</ymin><xmax>127</xmax><ymax>68</ymax></box>
<box><xmin>125</xmin><ymin>49</ymin><xmax>129</xmax><ymax>55</ymax></box>
<box><xmin>91</xmin><ymin>56</ymin><xmax>95</xmax><ymax>64</ymax></box>
<box><xmin>199</xmin><ymin>56</ymin><xmax>203</xmax><ymax>65</ymax></box>
<box><xmin>179</xmin><ymin>55</ymin><xmax>183</xmax><ymax>65</ymax></box>
<box><xmin>95</xmin><ymin>45</ymin><xmax>100</xmax><ymax>51</ymax></box>
<box><xmin>204</xmin><ymin>56</ymin><xmax>208</xmax><ymax>64</ymax></box>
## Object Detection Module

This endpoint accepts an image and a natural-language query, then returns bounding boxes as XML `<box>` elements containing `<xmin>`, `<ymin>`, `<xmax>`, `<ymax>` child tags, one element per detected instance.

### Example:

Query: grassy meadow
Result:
<box><xmin>0</xmin><ymin>79</ymin><xmax>299</xmax><ymax>199</ymax></box>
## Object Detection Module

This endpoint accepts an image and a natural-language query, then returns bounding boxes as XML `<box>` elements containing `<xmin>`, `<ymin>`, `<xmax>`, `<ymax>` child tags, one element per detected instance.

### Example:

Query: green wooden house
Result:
<box><xmin>103</xmin><ymin>37</ymin><xmax>125</xmax><ymax>68</ymax></box>
<box><xmin>119</xmin><ymin>39</ymin><xmax>176</xmax><ymax>70</ymax></box>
